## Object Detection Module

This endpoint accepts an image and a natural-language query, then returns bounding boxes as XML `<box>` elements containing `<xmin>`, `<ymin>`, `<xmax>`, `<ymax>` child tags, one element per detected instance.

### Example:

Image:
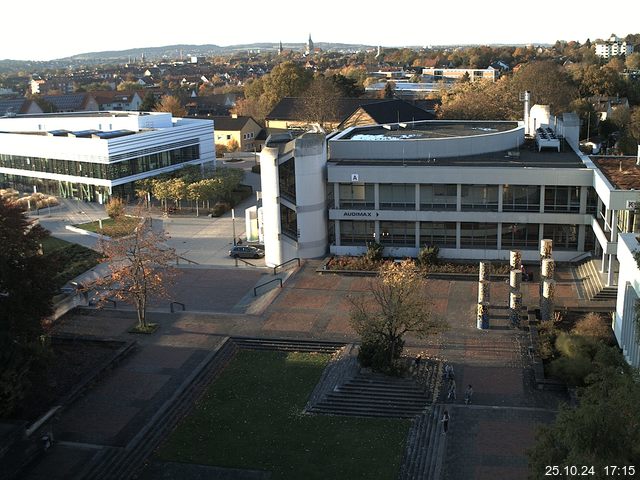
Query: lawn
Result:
<box><xmin>41</xmin><ymin>236</ymin><xmax>102</xmax><ymax>289</ymax></box>
<box><xmin>157</xmin><ymin>350</ymin><xmax>411</xmax><ymax>480</ymax></box>
<box><xmin>74</xmin><ymin>216</ymin><xmax>140</xmax><ymax>237</ymax></box>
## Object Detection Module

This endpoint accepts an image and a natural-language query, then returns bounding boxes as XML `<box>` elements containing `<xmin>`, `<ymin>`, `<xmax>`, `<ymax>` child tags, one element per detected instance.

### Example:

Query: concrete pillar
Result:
<box><xmin>541</xmin><ymin>279</ymin><xmax>555</xmax><ymax>321</ymax></box>
<box><xmin>510</xmin><ymin>269</ymin><xmax>522</xmax><ymax>291</ymax></box>
<box><xmin>374</xmin><ymin>183</ymin><xmax>380</xmax><ymax>210</ymax></box>
<box><xmin>477</xmin><ymin>301</ymin><xmax>490</xmax><ymax>329</ymax></box>
<box><xmin>456</xmin><ymin>222</ymin><xmax>461</xmax><ymax>249</ymax></box>
<box><xmin>479</xmin><ymin>261</ymin><xmax>491</xmax><ymax>281</ymax></box>
<box><xmin>579</xmin><ymin>186</ymin><xmax>588</xmax><ymax>214</ymax></box>
<box><xmin>333</xmin><ymin>183</ymin><xmax>340</xmax><ymax>209</ymax></box>
<box><xmin>611</xmin><ymin>210</ymin><xmax>618</xmax><ymax>242</ymax></box>
<box><xmin>478</xmin><ymin>280</ymin><xmax>490</xmax><ymax>303</ymax></box>
<box><xmin>539</xmin><ymin>186</ymin><xmax>545</xmax><ymax>213</ymax></box>
<box><xmin>496</xmin><ymin>222</ymin><xmax>503</xmax><ymax>251</ymax></box>
<box><xmin>607</xmin><ymin>254</ymin><xmax>615</xmax><ymax>287</ymax></box>
<box><xmin>498</xmin><ymin>184</ymin><xmax>503</xmax><ymax>212</ymax></box>
<box><xmin>540</xmin><ymin>239</ymin><xmax>553</xmax><ymax>258</ymax></box>
<box><xmin>578</xmin><ymin>224</ymin><xmax>586</xmax><ymax>252</ymax></box>
<box><xmin>541</xmin><ymin>258</ymin><xmax>555</xmax><ymax>280</ymax></box>
<box><xmin>415</xmin><ymin>222</ymin><xmax>420</xmax><ymax>249</ymax></box>
<box><xmin>601</xmin><ymin>250</ymin><xmax>608</xmax><ymax>274</ymax></box>
<box><xmin>456</xmin><ymin>184</ymin><xmax>462</xmax><ymax>212</ymax></box>
<box><xmin>334</xmin><ymin>220</ymin><xmax>341</xmax><ymax>246</ymax></box>
<box><xmin>510</xmin><ymin>250</ymin><xmax>522</xmax><ymax>270</ymax></box>
<box><xmin>509</xmin><ymin>291</ymin><xmax>522</xmax><ymax>325</ymax></box>
<box><xmin>415</xmin><ymin>184</ymin><xmax>420</xmax><ymax>211</ymax></box>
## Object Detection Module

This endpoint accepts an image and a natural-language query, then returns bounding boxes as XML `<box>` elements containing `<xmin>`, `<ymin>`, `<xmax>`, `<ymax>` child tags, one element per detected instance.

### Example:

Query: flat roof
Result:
<box><xmin>330</xmin><ymin>139</ymin><xmax>586</xmax><ymax>169</ymax></box>
<box><xmin>339</xmin><ymin>121</ymin><xmax>519</xmax><ymax>141</ymax></box>
<box><xmin>591</xmin><ymin>156</ymin><xmax>640</xmax><ymax>190</ymax></box>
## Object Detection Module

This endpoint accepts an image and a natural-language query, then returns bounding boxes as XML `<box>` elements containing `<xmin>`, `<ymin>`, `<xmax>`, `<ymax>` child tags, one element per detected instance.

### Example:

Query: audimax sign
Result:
<box><xmin>343</xmin><ymin>211</ymin><xmax>379</xmax><ymax>217</ymax></box>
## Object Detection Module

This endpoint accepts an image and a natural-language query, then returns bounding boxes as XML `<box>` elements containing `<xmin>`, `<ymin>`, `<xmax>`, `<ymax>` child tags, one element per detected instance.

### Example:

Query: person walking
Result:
<box><xmin>441</xmin><ymin>410</ymin><xmax>450</xmax><ymax>435</ymax></box>
<box><xmin>464</xmin><ymin>384</ymin><xmax>474</xmax><ymax>404</ymax></box>
<box><xmin>447</xmin><ymin>380</ymin><xmax>457</xmax><ymax>401</ymax></box>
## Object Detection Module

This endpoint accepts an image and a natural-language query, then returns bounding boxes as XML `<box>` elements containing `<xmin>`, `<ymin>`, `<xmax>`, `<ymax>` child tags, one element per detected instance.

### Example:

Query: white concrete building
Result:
<box><xmin>0</xmin><ymin>111</ymin><xmax>214</xmax><ymax>202</ymax></box>
<box><xmin>614</xmin><ymin>233</ymin><xmax>640</xmax><ymax>367</ymax></box>
<box><xmin>595</xmin><ymin>35</ymin><xmax>634</xmax><ymax>58</ymax></box>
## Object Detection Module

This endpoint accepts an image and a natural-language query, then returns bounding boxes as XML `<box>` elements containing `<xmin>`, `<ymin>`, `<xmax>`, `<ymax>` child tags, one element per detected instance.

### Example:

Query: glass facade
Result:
<box><xmin>340</xmin><ymin>220</ymin><xmax>375</xmax><ymax>245</ymax></box>
<box><xmin>419</xmin><ymin>222</ymin><xmax>456</xmax><ymax>248</ymax></box>
<box><xmin>280</xmin><ymin>204</ymin><xmax>297</xmax><ymax>240</ymax></box>
<box><xmin>544</xmin><ymin>186</ymin><xmax>580</xmax><ymax>213</ymax></box>
<box><xmin>339</xmin><ymin>183</ymin><xmax>374</xmax><ymax>209</ymax></box>
<box><xmin>502</xmin><ymin>185</ymin><xmax>540</xmax><ymax>212</ymax></box>
<box><xmin>380</xmin><ymin>221</ymin><xmax>415</xmax><ymax>246</ymax></box>
<box><xmin>501</xmin><ymin>223</ymin><xmax>539</xmax><ymax>249</ymax></box>
<box><xmin>543</xmin><ymin>224</ymin><xmax>578</xmax><ymax>250</ymax></box>
<box><xmin>461</xmin><ymin>185</ymin><xmax>498</xmax><ymax>211</ymax></box>
<box><xmin>420</xmin><ymin>184</ymin><xmax>457</xmax><ymax>210</ymax></box>
<box><xmin>0</xmin><ymin>144</ymin><xmax>199</xmax><ymax>181</ymax></box>
<box><xmin>460</xmin><ymin>222</ymin><xmax>498</xmax><ymax>249</ymax></box>
<box><xmin>278</xmin><ymin>157</ymin><xmax>296</xmax><ymax>202</ymax></box>
<box><xmin>379</xmin><ymin>184</ymin><xmax>415</xmax><ymax>210</ymax></box>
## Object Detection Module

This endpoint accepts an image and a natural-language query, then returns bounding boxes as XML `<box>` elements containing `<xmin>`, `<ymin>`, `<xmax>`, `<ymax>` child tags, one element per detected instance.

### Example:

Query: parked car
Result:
<box><xmin>229</xmin><ymin>245</ymin><xmax>264</xmax><ymax>259</ymax></box>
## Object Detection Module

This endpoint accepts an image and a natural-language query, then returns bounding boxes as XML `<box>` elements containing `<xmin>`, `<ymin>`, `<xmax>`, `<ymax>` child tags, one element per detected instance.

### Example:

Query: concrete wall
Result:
<box><xmin>614</xmin><ymin>233</ymin><xmax>640</xmax><ymax>367</ymax></box>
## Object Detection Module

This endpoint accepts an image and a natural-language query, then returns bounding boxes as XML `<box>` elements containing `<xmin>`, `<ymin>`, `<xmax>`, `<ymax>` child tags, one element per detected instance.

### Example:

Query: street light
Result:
<box><xmin>232</xmin><ymin>208</ymin><xmax>236</xmax><ymax>246</ymax></box>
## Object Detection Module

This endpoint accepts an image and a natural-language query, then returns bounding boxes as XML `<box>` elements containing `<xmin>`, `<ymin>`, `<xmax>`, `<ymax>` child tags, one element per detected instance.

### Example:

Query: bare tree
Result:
<box><xmin>92</xmin><ymin>216</ymin><xmax>178</xmax><ymax>331</ymax></box>
<box><xmin>349</xmin><ymin>260</ymin><xmax>447</xmax><ymax>372</ymax></box>
<box><xmin>301</xmin><ymin>76</ymin><xmax>341</xmax><ymax>130</ymax></box>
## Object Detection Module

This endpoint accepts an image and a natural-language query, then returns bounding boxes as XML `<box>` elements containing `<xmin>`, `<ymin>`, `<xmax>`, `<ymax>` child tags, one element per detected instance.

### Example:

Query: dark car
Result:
<box><xmin>229</xmin><ymin>245</ymin><xmax>265</xmax><ymax>259</ymax></box>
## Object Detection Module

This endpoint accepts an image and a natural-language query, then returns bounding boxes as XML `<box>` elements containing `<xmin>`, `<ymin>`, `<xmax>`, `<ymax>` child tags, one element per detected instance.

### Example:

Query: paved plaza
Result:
<box><xmin>18</xmin><ymin>258</ymin><xmax>588</xmax><ymax>479</ymax></box>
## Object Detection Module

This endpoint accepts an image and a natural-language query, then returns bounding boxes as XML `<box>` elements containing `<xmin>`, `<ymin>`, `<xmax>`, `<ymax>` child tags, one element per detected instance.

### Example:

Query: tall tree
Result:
<box><xmin>511</xmin><ymin>61</ymin><xmax>578</xmax><ymax>115</ymax></box>
<box><xmin>349</xmin><ymin>260</ymin><xmax>447</xmax><ymax>372</ymax></box>
<box><xmin>92</xmin><ymin>217</ymin><xmax>177</xmax><ymax>331</ymax></box>
<box><xmin>528</xmin><ymin>367</ymin><xmax>640</xmax><ymax>478</ymax></box>
<box><xmin>0</xmin><ymin>198</ymin><xmax>55</xmax><ymax>416</ymax></box>
<box><xmin>153</xmin><ymin>94</ymin><xmax>187</xmax><ymax>117</ymax></box>
<box><xmin>301</xmin><ymin>76</ymin><xmax>341</xmax><ymax>129</ymax></box>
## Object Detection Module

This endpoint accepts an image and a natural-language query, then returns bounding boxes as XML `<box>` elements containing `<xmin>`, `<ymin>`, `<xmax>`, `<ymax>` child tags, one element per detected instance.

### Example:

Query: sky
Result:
<box><xmin>2</xmin><ymin>0</ymin><xmax>639</xmax><ymax>61</ymax></box>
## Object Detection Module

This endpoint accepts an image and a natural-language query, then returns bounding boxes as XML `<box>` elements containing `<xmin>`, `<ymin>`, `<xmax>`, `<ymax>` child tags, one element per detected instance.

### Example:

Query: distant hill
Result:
<box><xmin>61</xmin><ymin>42</ymin><xmax>377</xmax><ymax>62</ymax></box>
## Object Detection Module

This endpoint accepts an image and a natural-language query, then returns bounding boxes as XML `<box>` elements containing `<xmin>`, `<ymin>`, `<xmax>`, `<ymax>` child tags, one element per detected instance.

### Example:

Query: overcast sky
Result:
<box><xmin>2</xmin><ymin>0</ymin><xmax>639</xmax><ymax>61</ymax></box>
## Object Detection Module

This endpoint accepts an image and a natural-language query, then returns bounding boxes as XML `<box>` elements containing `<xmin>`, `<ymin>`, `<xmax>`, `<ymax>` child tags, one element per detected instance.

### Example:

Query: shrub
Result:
<box><xmin>251</xmin><ymin>164</ymin><xmax>261</xmax><ymax>174</ymax></box>
<box><xmin>358</xmin><ymin>335</ymin><xmax>405</xmax><ymax>374</ymax></box>
<box><xmin>536</xmin><ymin>319</ymin><xmax>560</xmax><ymax>361</ymax></box>
<box><xmin>571</xmin><ymin>312</ymin><xmax>612</xmax><ymax>343</ymax></box>
<box><xmin>106</xmin><ymin>197</ymin><xmax>125</xmax><ymax>219</ymax></box>
<box><xmin>211</xmin><ymin>202</ymin><xmax>231</xmax><ymax>217</ymax></box>
<box><xmin>417</xmin><ymin>245</ymin><xmax>439</xmax><ymax>266</ymax></box>
<box><xmin>365</xmin><ymin>241</ymin><xmax>384</xmax><ymax>263</ymax></box>
<box><xmin>549</xmin><ymin>354</ymin><xmax>593</xmax><ymax>387</ymax></box>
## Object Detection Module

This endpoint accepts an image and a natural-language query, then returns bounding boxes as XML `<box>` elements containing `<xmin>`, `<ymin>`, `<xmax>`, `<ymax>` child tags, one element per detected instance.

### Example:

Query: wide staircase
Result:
<box><xmin>575</xmin><ymin>258</ymin><xmax>617</xmax><ymax>301</ymax></box>
<box><xmin>398</xmin><ymin>405</ymin><xmax>447</xmax><ymax>480</ymax></box>
<box><xmin>307</xmin><ymin>358</ymin><xmax>439</xmax><ymax>419</ymax></box>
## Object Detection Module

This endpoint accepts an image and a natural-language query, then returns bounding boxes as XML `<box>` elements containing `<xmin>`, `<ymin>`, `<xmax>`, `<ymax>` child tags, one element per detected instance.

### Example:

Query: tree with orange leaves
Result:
<box><xmin>93</xmin><ymin>216</ymin><xmax>178</xmax><ymax>332</ymax></box>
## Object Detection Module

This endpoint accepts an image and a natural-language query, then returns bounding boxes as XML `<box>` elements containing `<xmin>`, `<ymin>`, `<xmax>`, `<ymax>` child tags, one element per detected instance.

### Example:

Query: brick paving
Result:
<box><xmin>30</xmin><ymin>260</ymin><xmax>584</xmax><ymax>479</ymax></box>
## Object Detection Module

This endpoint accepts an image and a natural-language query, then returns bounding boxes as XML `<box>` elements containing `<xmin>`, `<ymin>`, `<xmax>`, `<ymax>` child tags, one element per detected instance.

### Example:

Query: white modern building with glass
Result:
<box><xmin>0</xmin><ymin>111</ymin><xmax>215</xmax><ymax>203</ymax></box>
<box><xmin>259</xmin><ymin>113</ymin><xmax>639</xmax><ymax>279</ymax></box>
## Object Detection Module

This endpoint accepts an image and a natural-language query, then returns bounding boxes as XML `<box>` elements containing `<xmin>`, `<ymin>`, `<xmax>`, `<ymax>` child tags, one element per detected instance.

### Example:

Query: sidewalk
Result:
<box><xmin>26</xmin><ymin>260</ymin><xmax>569</xmax><ymax>479</ymax></box>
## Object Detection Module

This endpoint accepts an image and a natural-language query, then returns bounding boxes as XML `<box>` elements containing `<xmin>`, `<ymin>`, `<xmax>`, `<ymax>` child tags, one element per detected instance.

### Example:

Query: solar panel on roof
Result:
<box><xmin>69</xmin><ymin>129</ymin><xmax>100</xmax><ymax>138</ymax></box>
<box><xmin>92</xmin><ymin>130</ymin><xmax>135</xmax><ymax>139</ymax></box>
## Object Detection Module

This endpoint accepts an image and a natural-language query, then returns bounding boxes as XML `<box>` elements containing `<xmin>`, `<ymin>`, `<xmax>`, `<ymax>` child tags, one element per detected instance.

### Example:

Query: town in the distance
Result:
<box><xmin>1</xmin><ymin>33</ymin><xmax>639</xmax><ymax>480</ymax></box>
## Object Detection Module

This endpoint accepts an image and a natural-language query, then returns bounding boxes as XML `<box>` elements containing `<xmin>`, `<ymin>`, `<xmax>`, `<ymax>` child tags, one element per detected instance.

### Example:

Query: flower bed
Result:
<box><xmin>324</xmin><ymin>256</ymin><xmax>510</xmax><ymax>275</ymax></box>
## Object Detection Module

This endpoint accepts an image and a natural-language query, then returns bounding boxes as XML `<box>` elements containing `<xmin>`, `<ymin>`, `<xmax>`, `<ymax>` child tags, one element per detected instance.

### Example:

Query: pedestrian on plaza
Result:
<box><xmin>447</xmin><ymin>380</ymin><xmax>457</xmax><ymax>401</ymax></box>
<box><xmin>441</xmin><ymin>410</ymin><xmax>450</xmax><ymax>435</ymax></box>
<box><xmin>464</xmin><ymin>384</ymin><xmax>474</xmax><ymax>405</ymax></box>
<box><xmin>444</xmin><ymin>364</ymin><xmax>454</xmax><ymax>381</ymax></box>
<box><xmin>414</xmin><ymin>354</ymin><xmax>422</xmax><ymax>370</ymax></box>
<box><xmin>521</xmin><ymin>265</ymin><xmax>528</xmax><ymax>282</ymax></box>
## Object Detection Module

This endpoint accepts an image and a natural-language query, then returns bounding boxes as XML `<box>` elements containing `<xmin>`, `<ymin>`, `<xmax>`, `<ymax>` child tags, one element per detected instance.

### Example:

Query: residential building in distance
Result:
<box><xmin>41</xmin><ymin>93</ymin><xmax>99</xmax><ymax>113</ymax></box>
<box><xmin>0</xmin><ymin>98</ymin><xmax>43</xmax><ymax>116</ymax></box>
<box><xmin>211</xmin><ymin>115</ymin><xmax>263</xmax><ymax>152</ymax></box>
<box><xmin>595</xmin><ymin>35</ymin><xmax>634</xmax><ymax>58</ymax></box>
<box><xmin>0</xmin><ymin>111</ymin><xmax>214</xmax><ymax>202</ymax></box>
<box><xmin>421</xmin><ymin>67</ymin><xmax>498</xmax><ymax>83</ymax></box>
<box><xmin>92</xmin><ymin>91</ymin><xmax>143</xmax><ymax>111</ymax></box>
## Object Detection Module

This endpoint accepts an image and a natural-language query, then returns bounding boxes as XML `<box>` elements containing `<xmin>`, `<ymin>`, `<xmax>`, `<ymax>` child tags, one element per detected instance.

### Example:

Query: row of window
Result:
<box><xmin>0</xmin><ymin>145</ymin><xmax>200</xmax><ymax>181</ymax></box>
<box><xmin>337</xmin><ymin>184</ymin><xmax>591</xmax><ymax>213</ymax></box>
<box><xmin>337</xmin><ymin>221</ymin><xmax>579</xmax><ymax>250</ymax></box>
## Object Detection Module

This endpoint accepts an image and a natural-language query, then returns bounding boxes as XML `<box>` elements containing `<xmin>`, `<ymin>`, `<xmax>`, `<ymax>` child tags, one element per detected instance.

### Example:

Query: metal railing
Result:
<box><xmin>254</xmin><ymin>278</ymin><xmax>283</xmax><ymax>296</ymax></box>
<box><xmin>273</xmin><ymin>257</ymin><xmax>300</xmax><ymax>275</ymax></box>
<box><xmin>170</xmin><ymin>301</ymin><xmax>185</xmax><ymax>313</ymax></box>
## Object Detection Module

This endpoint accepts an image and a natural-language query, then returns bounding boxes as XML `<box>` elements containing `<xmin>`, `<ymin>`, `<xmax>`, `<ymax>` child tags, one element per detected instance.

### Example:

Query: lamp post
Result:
<box><xmin>232</xmin><ymin>208</ymin><xmax>236</xmax><ymax>246</ymax></box>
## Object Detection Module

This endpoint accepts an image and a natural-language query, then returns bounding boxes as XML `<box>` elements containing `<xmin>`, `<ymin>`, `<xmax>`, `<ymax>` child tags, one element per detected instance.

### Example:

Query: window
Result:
<box><xmin>544</xmin><ymin>186</ymin><xmax>580</xmax><ymax>213</ymax></box>
<box><xmin>586</xmin><ymin>187</ymin><xmax>598</xmax><ymax>215</ymax></box>
<box><xmin>502</xmin><ymin>185</ymin><xmax>540</xmax><ymax>212</ymax></box>
<box><xmin>543</xmin><ymin>224</ymin><xmax>578</xmax><ymax>250</ymax></box>
<box><xmin>380</xmin><ymin>221</ymin><xmax>415</xmax><ymax>246</ymax></box>
<box><xmin>339</xmin><ymin>183</ymin><xmax>374</xmax><ymax>209</ymax></box>
<box><xmin>501</xmin><ymin>223</ymin><xmax>539</xmax><ymax>249</ymax></box>
<box><xmin>226</xmin><ymin>134</ymin><xmax>232</xmax><ymax>140</ymax></box>
<box><xmin>280</xmin><ymin>204</ymin><xmax>297</xmax><ymax>240</ymax></box>
<box><xmin>461</xmin><ymin>185</ymin><xmax>498</xmax><ymax>211</ymax></box>
<box><xmin>340</xmin><ymin>220</ymin><xmax>375</xmax><ymax>245</ymax></box>
<box><xmin>379</xmin><ymin>183</ymin><xmax>415</xmax><ymax>210</ymax></box>
<box><xmin>420</xmin><ymin>184</ymin><xmax>457</xmax><ymax>210</ymax></box>
<box><xmin>460</xmin><ymin>223</ymin><xmax>498</xmax><ymax>249</ymax></box>
<box><xmin>278</xmin><ymin>157</ymin><xmax>296</xmax><ymax>202</ymax></box>
<box><xmin>420</xmin><ymin>222</ymin><xmax>456</xmax><ymax>248</ymax></box>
